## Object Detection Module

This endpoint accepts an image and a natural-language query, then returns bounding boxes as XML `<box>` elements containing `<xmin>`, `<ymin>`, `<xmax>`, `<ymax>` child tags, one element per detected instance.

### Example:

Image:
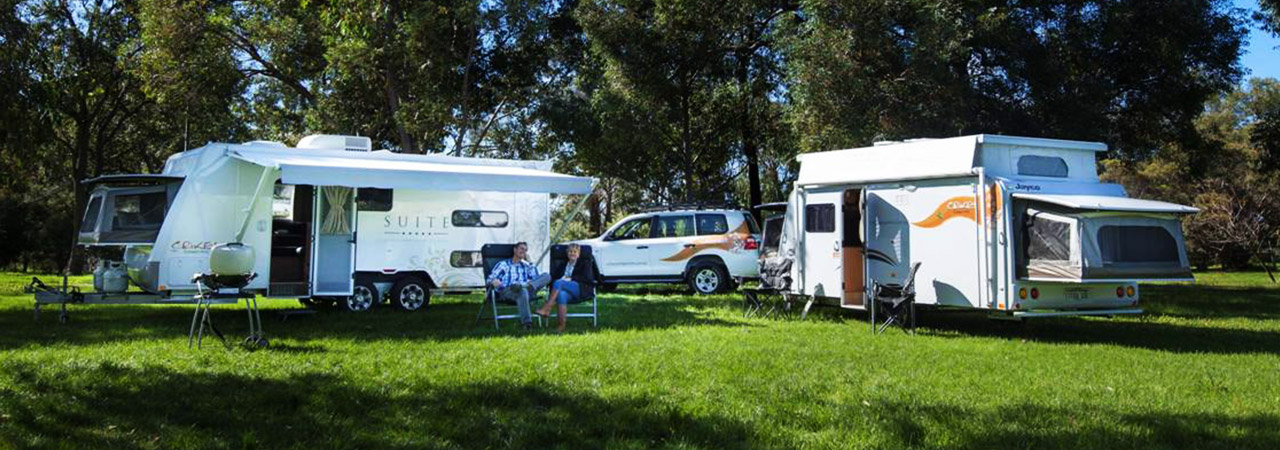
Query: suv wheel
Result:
<box><xmin>688</xmin><ymin>262</ymin><xmax>729</xmax><ymax>295</ymax></box>
<box><xmin>391</xmin><ymin>276</ymin><xmax>431</xmax><ymax>311</ymax></box>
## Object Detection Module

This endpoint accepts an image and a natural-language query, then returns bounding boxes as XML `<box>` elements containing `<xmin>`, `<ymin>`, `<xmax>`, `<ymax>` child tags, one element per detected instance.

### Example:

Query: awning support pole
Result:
<box><xmin>235</xmin><ymin>166</ymin><xmax>275</xmax><ymax>243</ymax></box>
<box><xmin>535</xmin><ymin>181</ymin><xmax>597</xmax><ymax>267</ymax></box>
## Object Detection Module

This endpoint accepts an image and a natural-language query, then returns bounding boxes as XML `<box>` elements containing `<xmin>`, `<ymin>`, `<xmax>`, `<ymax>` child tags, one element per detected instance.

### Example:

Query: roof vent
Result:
<box><xmin>296</xmin><ymin>134</ymin><xmax>373</xmax><ymax>152</ymax></box>
<box><xmin>872</xmin><ymin>140</ymin><xmax>899</xmax><ymax>146</ymax></box>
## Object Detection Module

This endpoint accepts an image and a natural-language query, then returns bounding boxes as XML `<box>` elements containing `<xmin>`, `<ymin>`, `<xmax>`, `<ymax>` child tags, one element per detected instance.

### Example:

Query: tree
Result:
<box><xmin>1103</xmin><ymin>78</ymin><xmax>1280</xmax><ymax>269</ymax></box>
<box><xmin>785</xmin><ymin>0</ymin><xmax>1245</xmax><ymax>162</ymax></box>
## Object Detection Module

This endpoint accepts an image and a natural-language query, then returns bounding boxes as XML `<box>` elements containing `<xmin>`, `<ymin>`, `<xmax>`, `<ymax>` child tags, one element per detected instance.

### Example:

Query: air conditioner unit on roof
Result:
<box><xmin>296</xmin><ymin>134</ymin><xmax>373</xmax><ymax>152</ymax></box>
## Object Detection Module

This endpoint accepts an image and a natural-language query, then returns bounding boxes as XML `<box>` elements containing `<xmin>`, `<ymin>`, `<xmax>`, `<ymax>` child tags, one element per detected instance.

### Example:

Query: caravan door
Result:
<box><xmin>312</xmin><ymin>186</ymin><xmax>357</xmax><ymax>296</ymax></box>
<box><xmin>801</xmin><ymin>190</ymin><xmax>843</xmax><ymax>298</ymax></box>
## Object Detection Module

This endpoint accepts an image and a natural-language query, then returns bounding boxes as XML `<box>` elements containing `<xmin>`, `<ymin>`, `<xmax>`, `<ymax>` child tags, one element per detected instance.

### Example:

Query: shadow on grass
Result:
<box><xmin>0</xmin><ymin>291</ymin><xmax>751</xmax><ymax>350</ymax></box>
<box><xmin>912</xmin><ymin>309</ymin><xmax>1280</xmax><ymax>355</ymax></box>
<box><xmin>1139</xmin><ymin>285</ymin><xmax>1280</xmax><ymax>320</ymax></box>
<box><xmin>842</xmin><ymin>400</ymin><xmax>1280</xmax><ymax>450</ymax></box>
<box><xmin>0</xmin><ymin>361</ymin><xmax>762</xmax><ymax>449</ymax></box>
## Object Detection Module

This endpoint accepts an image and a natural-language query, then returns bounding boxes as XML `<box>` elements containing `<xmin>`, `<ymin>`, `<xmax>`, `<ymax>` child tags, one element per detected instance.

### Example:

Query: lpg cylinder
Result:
<box><xmin>101</xmin><ymin>262</ymin><xmax>129</xmax><ymax>293</ymax></box>
<box><xmin>92</xmin><ymin>260</ymin><xmax>108</xmax><ymax>292</ymax></box>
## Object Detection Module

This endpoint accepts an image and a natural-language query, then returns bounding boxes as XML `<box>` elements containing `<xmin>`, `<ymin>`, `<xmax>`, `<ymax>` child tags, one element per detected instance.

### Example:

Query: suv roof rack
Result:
<box><xmin>638</xmin><ymin>202</ymin><xmax>740</xmax><ymax>213</ymax></box>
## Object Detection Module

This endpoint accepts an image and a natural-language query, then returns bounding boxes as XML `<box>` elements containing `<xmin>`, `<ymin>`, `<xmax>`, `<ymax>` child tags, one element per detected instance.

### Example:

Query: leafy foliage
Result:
<box><xmin>0</xmin><ymin>0</ymin><xmax>1267</xmax><ymax>269</ymax></box>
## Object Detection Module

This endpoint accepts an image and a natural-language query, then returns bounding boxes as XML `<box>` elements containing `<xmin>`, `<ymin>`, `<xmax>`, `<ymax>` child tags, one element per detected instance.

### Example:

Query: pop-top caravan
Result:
<box><xmin>39</xmin><ymin>134</ymin><xmax>595</xmax><ymax>317</ymax></box>
<box><xmin>767</xmin><ymin>135</ymin><xmax>1196</xmax><ymax>320</ymax></box>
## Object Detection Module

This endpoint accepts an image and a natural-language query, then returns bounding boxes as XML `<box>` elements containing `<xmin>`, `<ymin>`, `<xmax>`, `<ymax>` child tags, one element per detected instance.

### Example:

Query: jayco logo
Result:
<box><xmin>1012</xmin><ymin>183</ymin><xmax>1042</xmax><ymax>192</ymax></box>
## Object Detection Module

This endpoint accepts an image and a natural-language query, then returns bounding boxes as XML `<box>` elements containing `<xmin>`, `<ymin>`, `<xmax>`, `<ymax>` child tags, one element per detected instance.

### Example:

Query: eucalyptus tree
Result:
<box><xmin>785</xmin><ymin>0</ymin><xmax>1245</xmax><ymax>162</ymax></box>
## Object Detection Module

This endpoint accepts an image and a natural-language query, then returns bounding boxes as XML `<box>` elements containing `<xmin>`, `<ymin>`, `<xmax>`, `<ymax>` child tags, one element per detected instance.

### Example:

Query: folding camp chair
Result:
<box><xmin>873</xmin><ymin>262</ymin><xmax>922</xmax><ymax>334</ymax></box>
<box><xmin>546</xmin><ymin>244</ymin><xmax>599</xmax><ymax>327</ymax></box>
<box><xmin>474</xmin><ymin>244</ymin><xmax>544</xmax><ymax>330</ymax></box>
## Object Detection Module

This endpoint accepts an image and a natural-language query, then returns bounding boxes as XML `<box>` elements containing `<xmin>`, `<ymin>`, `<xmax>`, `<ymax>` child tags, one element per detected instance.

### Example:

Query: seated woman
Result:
<box><xmin>535</xmin><ymin>243</ymin><xmax>595</xmax><ymax>332</ymax></box>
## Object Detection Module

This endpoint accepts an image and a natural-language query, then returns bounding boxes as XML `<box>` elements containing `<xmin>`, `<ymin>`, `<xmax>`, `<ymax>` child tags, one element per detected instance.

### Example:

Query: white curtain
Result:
<box><xmin>321</xmin><ymin>186</ymin><xmax>353</xmax><ymax>234</ymax></box>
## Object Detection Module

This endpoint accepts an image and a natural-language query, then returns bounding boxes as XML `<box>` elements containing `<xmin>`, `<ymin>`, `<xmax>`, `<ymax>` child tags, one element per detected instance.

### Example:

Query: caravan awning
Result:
<box><xmin>1013</xmin><ymin>193</ymin><xmax>1198</xmax><ymax>213</ymax></box>
<box><xmin>229</xmin><ymin>147</ymin><xmax>595</xmax><ymax>194</ymax></box>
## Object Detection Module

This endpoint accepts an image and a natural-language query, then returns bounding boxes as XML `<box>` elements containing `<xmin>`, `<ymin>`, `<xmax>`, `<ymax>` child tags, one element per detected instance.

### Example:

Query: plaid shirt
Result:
<box><xmin>488</xmin><ymin>258</ymin><xmax>541</xmax><ymax>287</ymax></box>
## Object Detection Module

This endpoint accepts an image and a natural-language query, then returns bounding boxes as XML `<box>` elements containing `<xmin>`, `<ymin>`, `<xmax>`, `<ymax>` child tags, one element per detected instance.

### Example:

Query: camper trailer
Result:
<box><xmin>59</xmin><ymin>134</ymin><xmax>594</xmax><ymax>313</ymax></box>
<box><xmin>767</xmin><ymin>134</ymin><xmax>1197</xmax><ymax>319</ymax></box>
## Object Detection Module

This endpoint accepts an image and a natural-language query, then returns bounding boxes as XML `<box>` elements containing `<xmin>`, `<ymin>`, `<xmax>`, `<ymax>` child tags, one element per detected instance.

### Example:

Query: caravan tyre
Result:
<box><xmin>343</xmin><ymin>281</ymin><xmax>379</xmax><ymax>312</ymax></box>
<box><xmin>392</xmin><ymin>277</ymin><xmax>431</xmax><ymax>311</ymax></box>
<box><xmin>688</xmin><ymin>263</ymin><xmax>728</xmax><ymax>295</ymax></box>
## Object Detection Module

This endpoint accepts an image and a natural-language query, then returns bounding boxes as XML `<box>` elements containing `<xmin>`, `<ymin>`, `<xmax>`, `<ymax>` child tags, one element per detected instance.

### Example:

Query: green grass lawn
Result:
<box><xmin>1</xmin><ymin>272</ymin><xmax>1278</xmax><ymax>449</ymax></box>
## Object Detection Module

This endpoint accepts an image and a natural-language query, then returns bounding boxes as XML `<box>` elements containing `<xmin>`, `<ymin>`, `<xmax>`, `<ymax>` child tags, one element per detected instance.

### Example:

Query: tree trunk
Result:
<box><xmin>588</xmin><ymin>190</ymin><xmax>602</xmax><ymax>235</ymax></box>
<box><xmin>736</xmin><ymin>45</ymin><xmax>761</xmax><ymax>219</ymax></box>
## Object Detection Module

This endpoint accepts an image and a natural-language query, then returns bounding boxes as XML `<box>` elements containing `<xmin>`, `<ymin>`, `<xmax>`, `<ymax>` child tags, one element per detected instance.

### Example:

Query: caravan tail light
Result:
<box><xmin>744</xmin><ymin>236</ymin><xmax>759</xmax><ymax>250</ymax></box>
<box><xmin>1029</xmin><ymin>288</ymin><xmax>1040</xmax><ymax>300</ymax></box>
<box><xmin>1116</xmin><ymin>287</ymin><xmax>1125</xmax><ymax>298</ymax></box>
<box><xmin>1018</xmin><ymin>288</ymin><xmax>1027</xmax><ymax>300</ymax></box>
<box><xmin>1126</xmin><ymin>286</ymin><xmax>1135</xmax><ymax>297</ymax></box>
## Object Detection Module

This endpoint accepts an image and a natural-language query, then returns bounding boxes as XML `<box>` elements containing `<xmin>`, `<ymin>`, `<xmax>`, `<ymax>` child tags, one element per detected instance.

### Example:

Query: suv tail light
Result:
<box><xmin>744</xmin><ymin>236</ymin><xmax>759</xmax><ymax>250</ymax></box>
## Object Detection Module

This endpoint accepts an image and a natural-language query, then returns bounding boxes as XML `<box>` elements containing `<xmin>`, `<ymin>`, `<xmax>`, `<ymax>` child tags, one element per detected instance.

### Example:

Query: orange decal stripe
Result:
<box><xmin>912</xmin><ymin>196</ymin><xmax>978</xmax><ymax>228</ymax></box>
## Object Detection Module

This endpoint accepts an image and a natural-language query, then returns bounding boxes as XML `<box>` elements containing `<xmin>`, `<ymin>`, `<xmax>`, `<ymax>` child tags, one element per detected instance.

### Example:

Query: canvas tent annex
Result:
<box><xmin>37</xmin><ymin>134</ymin><xmax>595</xmax><ymax>317</ymax></box>
<box><xmin>763</xmin><ymin>134</ymin><xmax>1196</xmax><ymax>320</ymax></box>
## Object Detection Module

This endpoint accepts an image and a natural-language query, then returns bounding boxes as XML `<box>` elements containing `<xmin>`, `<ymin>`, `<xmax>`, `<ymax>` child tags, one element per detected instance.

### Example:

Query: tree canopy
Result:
<box><xmin>1</xmin><ymin>0</ymin><xmax>1271</xmax><ymax>270</ymax></box>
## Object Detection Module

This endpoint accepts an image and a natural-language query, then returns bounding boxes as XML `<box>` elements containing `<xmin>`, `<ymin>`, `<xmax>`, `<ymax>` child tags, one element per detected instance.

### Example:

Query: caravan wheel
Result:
<box><xmin>343</xmin><ymin>281</ymin><xmax>379</xmax><ymax>312</ymax></box>
<box><xmin>391</xmin><ymin>277</ymin><xmax>431</xmax><ymax>311</ymax></box>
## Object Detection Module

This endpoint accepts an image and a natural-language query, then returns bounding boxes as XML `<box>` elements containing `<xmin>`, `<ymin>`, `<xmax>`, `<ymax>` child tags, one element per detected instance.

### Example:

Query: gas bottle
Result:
<box><xmin>92</xmin><ymin>260</ymin><xmax>108</xmax><ymax>292</ymax></box>
<box><xmin>101</xmin><ymin>262</ymin><xmax>129</xmax><ymax>293</ymax></box>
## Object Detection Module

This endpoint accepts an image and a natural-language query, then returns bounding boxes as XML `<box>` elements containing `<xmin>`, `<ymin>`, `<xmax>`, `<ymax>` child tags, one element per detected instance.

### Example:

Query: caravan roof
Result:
<box><xmin>795</xmin><ymin>134</ymin><xmax>1107</xmax><ymax>187</ymax></box>
<box><xmin>162</xmin><ymin>142</ymin><xmax>595</xmax><ymax>195</ymax></box>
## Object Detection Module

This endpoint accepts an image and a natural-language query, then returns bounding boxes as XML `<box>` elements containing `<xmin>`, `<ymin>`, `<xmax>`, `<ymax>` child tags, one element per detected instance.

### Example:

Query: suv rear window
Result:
<box><xmin>696</xmin><ymin>214</ymin><xmax>729</xmax><ymax>235</ymax></box>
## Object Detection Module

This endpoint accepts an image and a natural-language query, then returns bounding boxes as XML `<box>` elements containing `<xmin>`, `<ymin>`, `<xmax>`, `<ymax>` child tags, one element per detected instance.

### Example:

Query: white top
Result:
<box><xmin>794</xmin><ymin>134</ymin><xmax>1109</xmax><ymax>187</ymax></box>
<box><xmin>1012</xmin><ymin>193</ymin><xmax>1199</xmax><ymax>213</ymax></box>
<box><xmin>228</xmin><ymin>146</ymin><xmax>595</xmax><ymax>195</ymax></box>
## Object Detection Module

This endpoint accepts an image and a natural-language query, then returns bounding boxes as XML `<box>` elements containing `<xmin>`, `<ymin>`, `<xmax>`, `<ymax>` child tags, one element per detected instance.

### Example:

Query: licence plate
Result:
<box><xmin>1066</xmin><ymin>288</ymin><xmax>1088</xmax><ymax>300</ymax></box>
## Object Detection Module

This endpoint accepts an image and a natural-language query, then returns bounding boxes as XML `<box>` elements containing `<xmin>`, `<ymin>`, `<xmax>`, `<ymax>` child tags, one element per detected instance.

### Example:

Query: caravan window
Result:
<box><xmin>357</xmin><ymin>188</ymin><xmax>393</xmax><ymax>212</ymax></box>
<box><xmin>655</xmin><ymin>215</ymin><xmax>695</xmax><ymax>238</ymax></box>
<box><xmin>81</xmin><ymin>196</ymin><xmax>103</xmax><ymax>231</ymax></box>
<box><xmin>112</xmin><ymin>191</ymin><xmax>167</xmax><ymax>230</ymax></box>
<box><xmin>805</xmin><ymin>204</ymin><xmax>835</xmax><ymax>233</ymax></box>
<box><xmin>1098</xmin><ymin>226</ymin><xmax>1179</xmax><ymax>264</ymax></box>
<box><xmin>1017</xmin><ymin>155</ymin><xmax>1069</xmax><ymax>178</ymax></box>
<box><xmin>452</xmin><ymin>210</ymin><xmax>509</xmax><ymax>228</ymax></box>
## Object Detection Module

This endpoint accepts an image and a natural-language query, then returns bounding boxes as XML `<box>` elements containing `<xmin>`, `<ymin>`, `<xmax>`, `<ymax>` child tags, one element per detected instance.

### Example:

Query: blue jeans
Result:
<box><xmin>552</xmin><ymin>279</ymin><xmax>580</xmax><ymax>305</ymax></box>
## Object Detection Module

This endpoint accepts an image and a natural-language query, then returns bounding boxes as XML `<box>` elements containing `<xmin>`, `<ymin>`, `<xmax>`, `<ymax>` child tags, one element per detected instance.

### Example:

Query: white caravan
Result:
<box><xmin>771</xmin><ymin>134</ymin><xmax>1197</xmax><ymax>319</ymax></box>
<box><xmin>69</xmin><ymin>134</ymin><xmax>594</xmax><ymax>312</ymax></box>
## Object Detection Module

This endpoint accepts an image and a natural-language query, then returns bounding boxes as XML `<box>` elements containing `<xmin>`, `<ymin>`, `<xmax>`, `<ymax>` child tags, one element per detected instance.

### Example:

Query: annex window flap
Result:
<box><xmin>1021</xmin><ymin>208</ymin><xmax>1081</xmax><ymax>280</ymax></box>
<box><xmin>1079</xmin><ymin>215</ymin><xmax>1191</xmax><ymax>279</ymax></box>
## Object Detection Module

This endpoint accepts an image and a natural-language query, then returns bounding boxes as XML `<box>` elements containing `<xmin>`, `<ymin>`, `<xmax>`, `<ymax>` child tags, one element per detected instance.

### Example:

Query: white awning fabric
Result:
<box><xmin>229</xmin><ymin>147</ymin><xmax>595</xmax><ymax>194</ymax></box>
<box><xmin>1013</xmin><ymin>193</ymin><xmax>1198</xmax><ymax>213</ymax></box>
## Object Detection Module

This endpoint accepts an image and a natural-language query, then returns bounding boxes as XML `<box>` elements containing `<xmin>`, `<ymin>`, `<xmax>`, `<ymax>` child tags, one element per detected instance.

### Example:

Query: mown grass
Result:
<box><xmin>1</xmin><ymin>272</ymin><xmax>1278</xmax><ymax>449</ymax></box>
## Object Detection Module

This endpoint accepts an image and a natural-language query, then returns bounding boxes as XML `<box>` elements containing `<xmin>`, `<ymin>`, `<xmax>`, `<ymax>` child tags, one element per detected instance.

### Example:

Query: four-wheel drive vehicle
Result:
<box><xmin>574</xmin><ymin>209</ymin><xmax>761</xmax><ymax>294</ymax></box>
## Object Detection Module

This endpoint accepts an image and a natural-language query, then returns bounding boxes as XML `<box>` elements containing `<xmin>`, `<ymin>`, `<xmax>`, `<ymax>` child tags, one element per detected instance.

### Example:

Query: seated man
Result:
<box><xmin>487</xmin><ymin>241</ymin><xmax>551</xmax><ymax>329</ymax></box>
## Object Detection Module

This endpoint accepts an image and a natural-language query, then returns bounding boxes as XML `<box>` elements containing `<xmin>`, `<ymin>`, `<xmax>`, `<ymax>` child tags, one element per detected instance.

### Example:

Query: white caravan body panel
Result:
<box><xmin>780</xmin><ymin>134</ymin><xmax>1195</xmax><ymax>316</ymax></box>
